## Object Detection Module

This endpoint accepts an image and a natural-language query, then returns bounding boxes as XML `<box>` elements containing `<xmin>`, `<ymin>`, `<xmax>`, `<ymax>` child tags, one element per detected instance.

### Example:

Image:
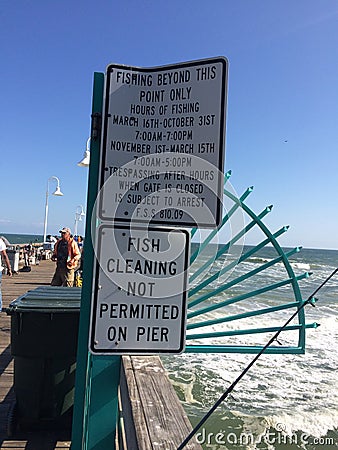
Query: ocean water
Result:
<box><xmin>162</xmin><ymin>245</ymin><xmax>338</xmax><ymax>450</ymax></box>
<box><xmin>0</xmin><ymin>233</ymin><xmax>43</xmax><ymax>245</ymax></box>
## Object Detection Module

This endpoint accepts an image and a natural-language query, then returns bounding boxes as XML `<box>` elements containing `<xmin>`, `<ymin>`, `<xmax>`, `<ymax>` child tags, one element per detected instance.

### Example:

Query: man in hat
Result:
<box><xmin>51</xmin><ymin>227</ymin><xmax>81</xmax><ymax>287</ymax></box>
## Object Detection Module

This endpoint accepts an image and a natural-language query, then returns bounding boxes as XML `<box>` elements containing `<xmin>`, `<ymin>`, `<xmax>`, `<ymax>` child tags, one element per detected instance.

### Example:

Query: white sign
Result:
<box><xmin>89</xmin><ymin>225</ymin><xmax>190</xmax><ymax>354</ymax></box>
<box><xmin>99</xmin><ymin>57</ymin><xmax>228</xmax><ymax>228</ymax></box>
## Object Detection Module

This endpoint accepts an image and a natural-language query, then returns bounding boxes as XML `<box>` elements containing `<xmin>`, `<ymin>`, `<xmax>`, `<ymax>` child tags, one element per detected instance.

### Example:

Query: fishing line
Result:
<box><xmin>177</xmin><ymin>266</ymin><xmax>338</xmax><ymax>450</ymax></box>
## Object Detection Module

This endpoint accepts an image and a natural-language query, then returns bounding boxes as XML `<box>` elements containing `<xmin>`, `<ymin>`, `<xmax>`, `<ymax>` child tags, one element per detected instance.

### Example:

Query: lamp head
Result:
<box><xmin>52</xmin><ymin>186</ymin><xmax>63</xmax><ymax>196</ymax></box>
<box><xmin>78</xmin><ymin>149</ymin><xmax>90</xmax><ymax>167</ymax></box>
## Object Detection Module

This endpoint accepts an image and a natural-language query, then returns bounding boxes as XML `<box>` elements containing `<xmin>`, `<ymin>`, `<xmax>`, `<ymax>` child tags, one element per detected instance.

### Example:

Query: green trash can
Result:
<box><xmin>6</xmin><ymin>245</ymin><xmax>20</xmax><ymax>273</ymax></box>
<box><xmin>6</xmin><ymin>286</ymin><xmax>81</xmax><ymax>433</ymax></box>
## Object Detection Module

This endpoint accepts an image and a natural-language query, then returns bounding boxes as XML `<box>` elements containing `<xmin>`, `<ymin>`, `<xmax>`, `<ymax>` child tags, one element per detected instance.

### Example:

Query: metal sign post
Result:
<box><xmin>72</xmin><ymin>73</ymin><xmax>121</xmax><ymax>450</ymax></box>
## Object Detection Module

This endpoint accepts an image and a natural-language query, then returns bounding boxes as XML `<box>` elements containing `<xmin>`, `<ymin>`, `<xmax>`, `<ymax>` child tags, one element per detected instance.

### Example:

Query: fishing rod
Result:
<box><xmin>177</xmin><ymin>266</ymin><xmax>338</xmax><ymax>450</ymax></box>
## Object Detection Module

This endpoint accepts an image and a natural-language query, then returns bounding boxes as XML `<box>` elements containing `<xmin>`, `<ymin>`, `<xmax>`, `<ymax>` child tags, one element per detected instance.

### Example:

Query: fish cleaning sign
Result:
<box><xmin>89</xmin><ymin>225</ymin><xmax>190</xmax><ymax>354</ymax></box>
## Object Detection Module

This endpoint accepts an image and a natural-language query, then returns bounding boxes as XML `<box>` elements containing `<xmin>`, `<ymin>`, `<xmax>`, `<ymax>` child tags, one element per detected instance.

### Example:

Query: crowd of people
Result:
<box><xmin>0</xmin><ymin>228</ymin><xmax>84</xmax><ymax>311</ymax></box>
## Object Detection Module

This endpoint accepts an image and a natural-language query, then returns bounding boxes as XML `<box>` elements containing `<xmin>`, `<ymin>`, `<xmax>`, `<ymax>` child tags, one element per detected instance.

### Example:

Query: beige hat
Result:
<box><xmin>60</xmin><ymin>227</ymin><xmax>71</xmax><ymax>234</ymax></box>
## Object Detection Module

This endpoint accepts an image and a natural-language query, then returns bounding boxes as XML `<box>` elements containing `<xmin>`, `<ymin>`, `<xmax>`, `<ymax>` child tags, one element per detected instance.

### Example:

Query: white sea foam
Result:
<box><xmin>291</xmin><ymin>262</ymin><xmax>311</xmax><ymax>270</ymax></box>
<box><xmin>165</xmin><ymin>314</ymin><xmax>338</xmax><ymax>445</ymax></box>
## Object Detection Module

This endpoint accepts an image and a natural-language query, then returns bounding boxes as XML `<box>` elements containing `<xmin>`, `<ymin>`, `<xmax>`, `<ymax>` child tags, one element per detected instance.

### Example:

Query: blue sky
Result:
<box><xmin>0</xmin><ymin>0</ymin><xmax>337</xmax><ymax>249</ymax></box>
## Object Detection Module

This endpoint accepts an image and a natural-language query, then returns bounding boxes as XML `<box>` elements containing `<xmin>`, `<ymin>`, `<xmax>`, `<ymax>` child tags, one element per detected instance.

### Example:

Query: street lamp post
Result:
<box><xmin>43</xmin><ymin>176</ymin><xmax>63</xmax><ymax>243</ymax></box>
<box><xmin>74</xmin><ymin>205</ymin><xmax>86</xmax><ymax>236</ymax></box>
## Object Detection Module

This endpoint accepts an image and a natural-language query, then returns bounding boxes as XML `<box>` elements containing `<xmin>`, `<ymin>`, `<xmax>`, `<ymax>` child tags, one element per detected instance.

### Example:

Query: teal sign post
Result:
<box><xmin>71</xmin><ymin>73</ymin><xmax>121</xmax><ymax>450</ymax></box>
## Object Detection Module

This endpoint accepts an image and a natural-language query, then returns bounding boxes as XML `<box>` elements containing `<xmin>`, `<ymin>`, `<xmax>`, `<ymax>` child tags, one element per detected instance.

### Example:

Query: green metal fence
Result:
<box><xmin>185</xmin><ymin>172</ymin><xmax>317</xmax><ymax>354</ymax></box>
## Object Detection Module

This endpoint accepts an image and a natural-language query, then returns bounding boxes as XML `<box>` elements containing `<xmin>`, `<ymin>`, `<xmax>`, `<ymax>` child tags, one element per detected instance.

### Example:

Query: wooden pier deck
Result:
<box><xmin>0</xmin><ymin>260</ymin><xmax>201</xmax><ymax>450</ymax></box>
<box><xmin>0</xmin><ymin>259</ymin><xmax>71</xmax><ymax>449</ymax></box>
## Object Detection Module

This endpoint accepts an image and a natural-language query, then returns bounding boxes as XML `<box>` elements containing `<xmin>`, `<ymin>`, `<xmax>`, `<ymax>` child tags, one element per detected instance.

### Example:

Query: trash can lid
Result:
<box><xmin>7</xmin><ymin>286</ymin><xmax>82</xmax><ymax>312</ymax></box>
<box><xmin>6</xmin><ymin>245</ymin><xmax>20</xmax><ymax>252</ymax></box>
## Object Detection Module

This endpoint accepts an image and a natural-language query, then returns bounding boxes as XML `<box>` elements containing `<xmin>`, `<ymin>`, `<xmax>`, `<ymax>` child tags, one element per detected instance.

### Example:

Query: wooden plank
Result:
<box><xmin>120</xmin><ymin>355</ymin><xmax>202</xmax><ymax>450</ymax></box>
<box><xmin>119</xmin><ymin>356</ymin><xmax>150</xmax><ymax>450</ymax></box>
<box><xmin>0</xmin><ymin>437</ymin><xmax>71</xmax><ymax>449</ymax></box>
<box><xmin>0</xmin><ymin>442</ymin><xmax>27</xmax><ymax>448</ymax></box>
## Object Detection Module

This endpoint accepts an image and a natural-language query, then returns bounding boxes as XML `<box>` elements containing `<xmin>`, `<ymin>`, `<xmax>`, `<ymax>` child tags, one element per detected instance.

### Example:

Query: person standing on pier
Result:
<box><xmin>0</xmin><ymin>237</ymin><xmax>12</xmax><ymax>311</ymax></box>
<box><xmin>51</xmin><ymin>227</ymin><xmax>80</xmax><ymax>287</ymax></box>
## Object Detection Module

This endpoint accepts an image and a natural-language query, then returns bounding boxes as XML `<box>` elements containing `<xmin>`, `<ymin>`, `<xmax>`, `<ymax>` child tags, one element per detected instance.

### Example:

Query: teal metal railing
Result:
<box><xmin>185</xmin><ymin>175</ymin><xmax>316</xmax><ymax>354</ymax></box>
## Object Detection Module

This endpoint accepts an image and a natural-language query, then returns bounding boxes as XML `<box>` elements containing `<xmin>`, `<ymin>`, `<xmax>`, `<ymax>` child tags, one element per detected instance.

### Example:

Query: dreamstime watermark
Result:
<box><xmin>194</xmin><ymin>426</ymin><xmax>337</xmax><ymax>447</ymax></box>
<box><xmin>91</xmin><ymin>153</ymin><xmax>245</xmax><ymax>297</ymax></box>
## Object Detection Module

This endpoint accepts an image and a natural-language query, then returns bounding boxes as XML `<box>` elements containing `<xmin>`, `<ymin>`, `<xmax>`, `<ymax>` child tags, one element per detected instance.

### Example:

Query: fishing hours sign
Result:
<box><xmin>98</xmin><ymin>57</ymin><xmax>228</xmax><ymax>228</ymax></box>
